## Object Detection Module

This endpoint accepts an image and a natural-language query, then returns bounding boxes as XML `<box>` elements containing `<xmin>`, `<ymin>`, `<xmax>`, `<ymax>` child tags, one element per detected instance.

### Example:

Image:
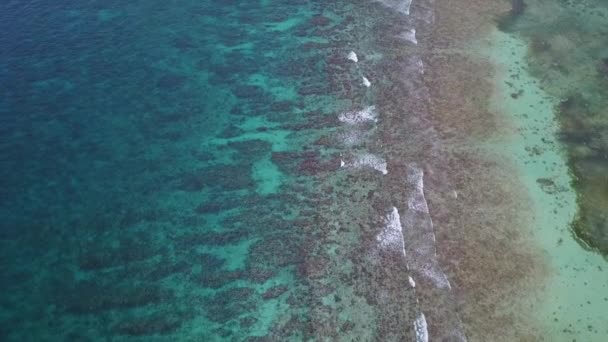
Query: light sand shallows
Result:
<box><xmin>396</xmin><ymin>0</ymin><xmax>605</xmax><ymax>340</ymax></box>
<box><xmin>484</xmin><ymin>29</ymin><xmax>608</xmax><ymax>341</ymax></box>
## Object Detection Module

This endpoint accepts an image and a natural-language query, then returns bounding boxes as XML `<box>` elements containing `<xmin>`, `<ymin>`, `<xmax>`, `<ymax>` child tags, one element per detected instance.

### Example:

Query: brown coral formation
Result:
<box><xmin>365</xmin><ymin>0</ymin><xmax>554</xmax><ymax>339</ymax></box>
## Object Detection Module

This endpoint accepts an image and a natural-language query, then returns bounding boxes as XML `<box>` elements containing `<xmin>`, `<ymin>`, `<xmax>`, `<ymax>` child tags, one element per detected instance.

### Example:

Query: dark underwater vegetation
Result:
<box><xmin>3</xmin><ymin>0</ymin><xmax>607</xmax><ymax>340</ymax></box>
<box><xmin>0</xmin><ymin>0</ymin><xmax>423</xmax><ymax>339</ymax></box>
<box><xmin>499</xmin><ymin>0</ymin><xmax>608</xmax><ymax>257</ymax></box>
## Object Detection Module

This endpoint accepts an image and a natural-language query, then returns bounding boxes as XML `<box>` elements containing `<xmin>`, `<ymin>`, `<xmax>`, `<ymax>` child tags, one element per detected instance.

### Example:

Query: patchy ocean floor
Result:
<box><xmin>486</xmin><ymin>29</ymin><xmax>608</xmax><ymax>341</ymax></box>
<box><xmin>0</xmin><ymin>0</ymin><xmax>428</xmax><ymax>340</ymax></box>
<box><xmin>501</xmin><ymin>0</ymin><xmax>608</xmax><ymax>256</ymax></box>
<box><xmin>1</xmin><ymin>0</ymin><xmax>607</xmax><ymax>340</ymax></box>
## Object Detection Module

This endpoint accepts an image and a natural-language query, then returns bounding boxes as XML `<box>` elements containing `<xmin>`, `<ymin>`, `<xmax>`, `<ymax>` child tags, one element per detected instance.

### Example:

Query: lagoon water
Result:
<box><xmin>1</xmin><ymin>0</ymin><xmax>607</xmax><ymax>341</ymax></box>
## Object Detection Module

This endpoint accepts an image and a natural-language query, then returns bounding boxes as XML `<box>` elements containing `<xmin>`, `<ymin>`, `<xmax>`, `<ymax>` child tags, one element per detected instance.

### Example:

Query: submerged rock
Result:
<box><xmin>598</xmin><ymin>58</ymin><xmax>608</xmax><ymax>78</ymax></box>
<box><xmin>497</xmin><ymin>0</ymin><xmax>526</xmax><ymax>31</ymax></box>
<box><xmin>63</xmin><ymin>282</ymin><xmax>171</xmax><ymax>314</ymax></box>
<box><xmin>112</xmin><ymin>315</ymin><xmax>183</xmax><ymax>336</ymax></box>
<box><xmin>261</xmin><ymin>285</ymin><xmax>289</xmax><ymax>300</ymax></box>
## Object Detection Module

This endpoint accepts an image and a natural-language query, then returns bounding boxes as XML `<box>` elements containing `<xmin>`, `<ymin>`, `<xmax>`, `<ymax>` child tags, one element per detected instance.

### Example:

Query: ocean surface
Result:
<box><xmin>1</xmin><ymin>0</ymin><xmax>607</xmax><ymax>341</ymax></box>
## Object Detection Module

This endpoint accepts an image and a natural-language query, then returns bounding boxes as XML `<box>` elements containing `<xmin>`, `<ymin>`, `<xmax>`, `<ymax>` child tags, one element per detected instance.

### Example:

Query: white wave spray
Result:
<box><xmin>338</xmin><ymin>106</ymin><xmax>378</xmax><ymax>124</ymax></box>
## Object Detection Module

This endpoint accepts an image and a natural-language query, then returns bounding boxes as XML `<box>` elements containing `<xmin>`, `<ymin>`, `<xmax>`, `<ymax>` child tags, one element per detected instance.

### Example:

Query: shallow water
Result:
<box><xmin>499</xmin><ymin>0</ymin><xmax>608</xmax><ymax>257</ymax></box>
<box><xmin>1</xmin><ymin>0</ymin><xmax>607</xmax><ymax>340</ymax></box>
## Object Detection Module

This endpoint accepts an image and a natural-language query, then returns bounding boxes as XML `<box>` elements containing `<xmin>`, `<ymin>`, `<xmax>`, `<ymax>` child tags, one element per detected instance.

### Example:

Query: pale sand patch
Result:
<box><xmin>399</xmin><ymin>0</ymin><xmax>558</xmax><ymax>340</ymax></box>
<box><xmin>483</xmin><ymin>29</ymin><xmax>608</xmax><ymax>341</ymax></box>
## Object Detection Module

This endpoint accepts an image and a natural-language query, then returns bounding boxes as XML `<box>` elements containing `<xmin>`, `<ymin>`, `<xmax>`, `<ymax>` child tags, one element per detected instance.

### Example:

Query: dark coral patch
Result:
<box><xmin>203</xmin><ymin>287</ymin><xmax>256</xmax><ymax>323</ymax></box>
<box><xmin>261</xmin><ymin>285</ymin><xmax>289</xmax><ymax>300</ymax></box>
<box><xmin>78</xmin><ymin>239</ymin><xmax>160</xmax><ymax>271</ymax></box>
<box><xmin>309</xmin><ymin>15</ymin><xmax>331</xmax><ymax>27</ymax></box>
<box><xmin>247</xmin><ymin>235</ymin><xmax>303</xmax><ymax>268</ymax></box>
<box><xmin>145</xmin><ymin>260</ymin><xmax>192</xmax><ymax>281</ymax></box>
<box><xmin>233</xmin><ymin>85</ymin><xmax>266</xmax><ymax>99</ymax></box>
<box><xmin>112</xmin><ymin>314</ymin><xmax>183</xmax><ymax>336</ymax></box>
<box><xmin>497</xmin><ymin>0</ymin><xmax>526</xmax><ymax>31</ymax></box>
<box><xmin>62</xmin><ymin>282</ymin><xmax>171</xmax><ymax>314</ymax></box>
<box><xmin>240</xmin><ymin>316</ymin><xmax>258</xmax><ymax>328</ymax></box>
<box><xmin>218</xmin><ymin>124</ymin><xmax>245</xmax><ymax>138</ymax></box>
<box><xmin>228</xmin><ymin>139</ymin><xmax>272</xmax><ymax>160</ymax></box>
<box><xmin>172</xmin><ymin>36</ymin><xmax>196</xmax><ymax>51</ymax></box>
<box><xmin>270</xmin><ymin>100</ymin><xmax>295</xmax><ymax>113</ymax></box>
<box><xmin>175</xmin><ymin>231</ymin><xmax>249</xmax><ymax>248</ymax></box>
<box><xmin>244</xmin><ymin>267</ymin><xmax>276</xmax><ymax>284</ymax></box>
<box><xmin>157</xmin><ymin>74</ymin><xmax>188</xmax><ymax>89</ymax></box>
<box><xmin>598</xmin><ymin>58</ymin><xmax>608</xmax><ymax>79</ymax></box>
<box><xmin>198</xmin><ymin>270</ymin><xmax>244</xmax><ymax>289</ymax></box>
<box><xmin>177</xmin><ymin>164</ymin><xmax>254</xmax><ymax>191</ymax></box>
<box><xmin>271</xmin><ymin>150</ymin><xmax>339</xmax><ymax>175</ymax></box>
<box><xmin>297</xmin><ymin>154</ymin><xmax>340</xmax><ymax>175</ymax></box>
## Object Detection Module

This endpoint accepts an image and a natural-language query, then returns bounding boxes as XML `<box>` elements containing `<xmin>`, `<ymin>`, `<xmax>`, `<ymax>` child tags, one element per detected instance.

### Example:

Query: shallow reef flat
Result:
<box><xmin>498</xmin><ymin>0</ymin><xmax>608</xmax><ymax>256</ymax></box>
<box><xmin>410</xmin><ymin>0</ymin><xmax>608</xmax><ymax>340</ymax></box>
<box><xmin>484</xmin><ymin>28</ymin><xmax>608</xmax><ymax>341</ymax></box>
<box><xmin>1</xmin><ymin>0</ymin><xmax>608</xmax><ymax>340</ymax></box>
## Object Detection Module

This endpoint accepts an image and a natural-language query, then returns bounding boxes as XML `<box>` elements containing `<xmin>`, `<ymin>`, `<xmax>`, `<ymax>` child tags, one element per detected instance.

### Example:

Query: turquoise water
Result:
<box><xmin>0</xmin><ymin>0</ymin><xmax>432</xmax><ymax>340</ymax></box>
<box><xmin>2</xmin><ymin>0</ymin><xmax>607</xmax><ymax>340</ymax></box>
<box><xmin>499</xmin><ymin>0</ymin><xmax>608</xmax><ymax>256</ymax></box>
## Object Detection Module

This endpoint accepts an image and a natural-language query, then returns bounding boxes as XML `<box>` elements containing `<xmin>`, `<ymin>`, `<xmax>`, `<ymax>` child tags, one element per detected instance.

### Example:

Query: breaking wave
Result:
<box><xmin>400</xmin><ymin>28</ymin><xmax>418</xmax><ymax>44</ymax></box>
<box><xmin>341</xmin><ymin>153</ymin><xmax>388</xmax><ymax>175</ymax></box>
<box><xmin>414</xmin><ymin>312</ymin><xmax>429</xmax><ymax>342</ymax></box>
<box><xmin>377</xmin><ymin>207</ymin><xmax>407</xmax><ymax>257</ymax></box>
<box><xmin>403</xmin><ymin>164</ymin><xmax>468</xmax><ymax>341</ymax></box>
<box><xmin>374</xmin><ymin>0</ymin><xmax>413</xmax><ymax>15</ymax></box>
<box><xmin>338</xmin><ymin>106</ymin><xmax>378</xmax><ymax>124</ymax></box>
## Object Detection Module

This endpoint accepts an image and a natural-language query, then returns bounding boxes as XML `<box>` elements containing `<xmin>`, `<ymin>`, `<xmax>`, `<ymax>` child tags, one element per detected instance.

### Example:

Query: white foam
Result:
<box><xmin>347</xmin><ymin>51</ymin><xmax>358</xmax><ymax>63</ymax></box>
<box><xmin>338</xmin><ymin>106</ymin><xmax>377</xmax><ymax>124</ymax></box>
<box><xmin>337</xmin><ymin>130</ymin><xmax>366</xmax><ymax>146</ymax></box>
<box><xmin>414</xmin><ymin>312</ymin><xmax>429</xmax><ymax>342</ymax></box>
<box><xmin>408</xmin><ymin>276</ymin><xmax>416</xmax><ymax>288</ymax></box>
<box><xmin>375</xmin><ymin>0</ymin><xmax>412</xmax><ymax>15</ymax></box>
<box><xmin>404</xmin><ymin>0</ymin><xmax>413</xmax><ymax>15</ymax></box>
<box><xmin>405</xmin><ymin>165</ymin><xmax>452</xmax><ymax>289</ymax></box>
<box><xmin>341</xmin><ymin>153</ymin><xmax>387</xmax><ymax>174</ymax></box>
<box><xmin>354</xmin><ymin>153</ymin><xmax>388</xmax><ymax>174</ymax></box>
<box><xmin>377</xmin><ymin>207</ymin><xmax>406</xmax><ymax>257</ymax></box>
<box><xmin>421</xmin><ymin>265</ymin><xmax>451</xmax><ymax>289</ymax></box>
<box><xmin>402</xmin><ymin>28</ymin><xmax>417</xmax><ymax>44</ymax></box>
<box><xmin>416</xmin><ymin>59</ymin><xmax>424</xmax><ymax>74</ymax></box>
<box><xmin>407</xmin><ymin>167</ymin><xmax>429</xmax><ymax>213</ymax></box>
<box><xmin>362</xmin><ymin>76</ymin><xmax>371</xmax><ymax>87</ymax></box>
<box><xmin>408</xmin><ymin>194</ymin><xmax>429</xmax><ymax>213</ymax></box>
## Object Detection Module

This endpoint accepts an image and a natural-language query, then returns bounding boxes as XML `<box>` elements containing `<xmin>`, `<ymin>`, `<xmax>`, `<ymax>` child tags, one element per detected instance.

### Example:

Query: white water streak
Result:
<box><xmin>405</xmin><ymin>165</ymin><xmax>450</xmax><ymax>289</ymax></box>
<box><xmin>362</xmin><ymin>76</ymin><xmax>371</xmax><ymax>87</ymax></box>
<box><xmin>401</xmin><ymin>28</ymin><xmax>417</xmax><ymax>44</ymax></box>
<box><xmin>375</xmin><ymin>0</ymin><xmax>412</xmax><ymax>15</ymax></box>
<box><xmin>377</xmin><ymin>207</ymin><xmax>407</xmax><ymax>257</ymax></box>
<box><xmin>355</xmin><ymin>154</ymin><xmax>388</xmax><ymax>174</ymax></box>
<box><xmin>407</xmin><ymin>166</ymin><xmax>429</xmax><ymax>213</ymax></box>
<box><xmin>342</xmin><ymin>153</ymin><xmax>388</xmax><ymax>175</ymax></box>
<box><xmin>347</xmin><ymin>51</ymin><xmax>358</xmax><ymax>63</ymax></box>
<box><xmin>338</xmin><ymin>106</ymin><xmax>377</xmax><ymax>124</ymax></box>
<box><xmin>414</xmin><ymin>312</ymin><xmax>429</xmax><ymax>342</ymax></box>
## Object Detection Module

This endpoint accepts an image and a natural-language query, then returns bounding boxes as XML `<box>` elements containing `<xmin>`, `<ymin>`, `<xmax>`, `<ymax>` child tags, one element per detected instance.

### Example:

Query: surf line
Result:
<box><xmin>376</xmin><ymin>206</ymin><xmax>430</xmax><ymax>341</ymax></box>
<box><xmin>347</xmin><ymin>50</ymin><xmax>373</xmax><ymax>89</ymax></box>
<box><xmin>404</xmin><ymin>165</ymin><xmax>451</xmax><ymax>288</ymax></box>
<box><xmin>403</xmin><ymin>164</ymin><xmax>468</xmax><ymax>341</ymax></box>
<box><xmin>373</xmin><ymin>0</ymin><xmax>413</xmax><ymax>16</ymax></box>
<box><xmin>377</xmin><ymin>205</ymin><xmax>434</xmax><ymax>342</ymax></box>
